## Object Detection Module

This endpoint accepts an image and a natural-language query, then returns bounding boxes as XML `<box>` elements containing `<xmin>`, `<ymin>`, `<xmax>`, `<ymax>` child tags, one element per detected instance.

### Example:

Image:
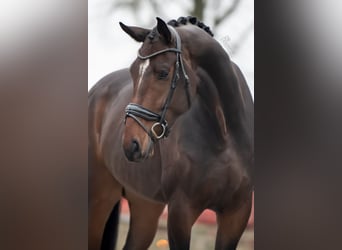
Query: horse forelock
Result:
<box><xmin>138</xmin><ymin>29</ymin><xmax>175</xmax><ymax>56</ymax></box>
<box><xmin>147</xmin><ymin>28</ymin><xmax>158</xmax><ymax>40</ymax></box>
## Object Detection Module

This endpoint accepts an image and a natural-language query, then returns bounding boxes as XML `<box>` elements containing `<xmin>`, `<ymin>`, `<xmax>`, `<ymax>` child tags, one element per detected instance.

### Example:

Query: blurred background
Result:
<box><xmin>88</xmin><ymin>0</ymin><xmax>254</xmax><ymax>249</ymax></box>
<box><xmin>1</xmin><ymin>0</ymin><xmax>342</xmax><ymax>249</ymax></box>
<box><xmin>0</xmin><ymin>0</ymin><xmax>254</xmax><ymax>249</ymax></box>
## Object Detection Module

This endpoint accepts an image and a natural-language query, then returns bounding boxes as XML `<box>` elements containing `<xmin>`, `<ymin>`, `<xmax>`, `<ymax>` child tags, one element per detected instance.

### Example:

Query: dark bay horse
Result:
<box><xmin>89</xmin><ymin>16</ymin><xmax>254</xmax><ymax>250</ymax></box>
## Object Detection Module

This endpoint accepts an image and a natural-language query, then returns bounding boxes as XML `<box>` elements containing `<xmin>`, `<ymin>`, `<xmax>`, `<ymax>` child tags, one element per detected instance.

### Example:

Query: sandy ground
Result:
<box><xmin>116</xmin><ymin>215</ymin><xmax>254</xmax><ymax>250</ymax></box>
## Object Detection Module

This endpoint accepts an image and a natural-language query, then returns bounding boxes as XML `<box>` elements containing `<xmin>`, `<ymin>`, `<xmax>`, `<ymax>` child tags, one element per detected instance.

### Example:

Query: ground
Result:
<box><xmin>116</xmin><ymin>214</ymin><xmax>254</xmax><ymax>250</ymax></box>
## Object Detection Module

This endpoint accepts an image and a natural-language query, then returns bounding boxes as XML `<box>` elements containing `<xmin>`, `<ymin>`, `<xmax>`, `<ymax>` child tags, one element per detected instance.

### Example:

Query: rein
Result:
<box><xmin>125</xmin><ymin>26</ymin><xmax>191</xmax><ymax>142</ymax></box>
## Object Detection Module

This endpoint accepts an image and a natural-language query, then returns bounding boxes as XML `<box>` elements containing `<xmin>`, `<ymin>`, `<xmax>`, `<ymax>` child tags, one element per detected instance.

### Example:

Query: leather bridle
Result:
<box><xmin>125</xmin><ymin>26</ymin><xmax>191</xmax><ymax>142</ymax></box>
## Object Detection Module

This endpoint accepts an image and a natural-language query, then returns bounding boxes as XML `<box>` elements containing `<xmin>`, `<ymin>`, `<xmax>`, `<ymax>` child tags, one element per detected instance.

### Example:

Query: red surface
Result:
<box><xmin>121</xmin><ymin>193</ymin><xmax>254</xmax><ymax>227</ymax></box>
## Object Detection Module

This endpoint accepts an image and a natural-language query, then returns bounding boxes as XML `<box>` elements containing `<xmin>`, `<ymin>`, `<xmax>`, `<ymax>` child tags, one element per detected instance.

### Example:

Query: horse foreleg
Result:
<box><xmin>88</xmin><ymin>159</ymin><xmax>122</xmax><ymax>250</ymax></box>
<box><xmin>215</xmin><ymin>195</ymin><xmax>252</xmax><ymax>250</ymax></box>
<box><xmin>123</xmin><ymin>190</ymin><xmax>165</xmax><ymax>250</ymax></box>
<box><xmin>167</xmin><ymin>194</ymin><xmax>203</xmax><ymax>250</ymax></box>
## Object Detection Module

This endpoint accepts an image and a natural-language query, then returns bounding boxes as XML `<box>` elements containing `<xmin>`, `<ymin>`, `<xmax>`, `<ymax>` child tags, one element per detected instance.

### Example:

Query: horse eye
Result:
<box><xmin>158</xmin><ymin>70</ymin><xmax>169</xmax><ymax>80</ymax></box>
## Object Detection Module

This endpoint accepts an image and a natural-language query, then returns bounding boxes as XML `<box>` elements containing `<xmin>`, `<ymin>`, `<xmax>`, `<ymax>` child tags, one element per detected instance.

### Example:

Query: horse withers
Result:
<box><xmin>88</xmin><ymin>16</ymin><xmax>254</xmax><ymax>250</ymax></box>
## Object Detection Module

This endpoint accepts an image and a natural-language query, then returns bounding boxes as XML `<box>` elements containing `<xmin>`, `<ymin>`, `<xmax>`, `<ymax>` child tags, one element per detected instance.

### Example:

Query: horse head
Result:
<box><xmin>120</xmin><ymin>17</ymin><xmax>196</xmax><ymax>162</ymax></box>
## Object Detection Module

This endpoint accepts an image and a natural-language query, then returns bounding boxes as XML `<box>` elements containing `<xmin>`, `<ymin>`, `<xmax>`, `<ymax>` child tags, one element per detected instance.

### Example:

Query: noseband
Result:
<box><xmin>125</xmin><ymin>26</ymin><xmax>191</xmax><ymax>142</ymax></box>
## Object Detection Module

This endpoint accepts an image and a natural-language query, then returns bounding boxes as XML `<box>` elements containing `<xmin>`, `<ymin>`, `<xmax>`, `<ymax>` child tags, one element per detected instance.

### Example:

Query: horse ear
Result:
<box><xmin>156</xmin><ymin>17</ymin><xmax>171</xmax><ymax>44</ymax></box>
<box><xmin>119</xmin><ymin>22</ymin><xmax>150</xmax><ymax>42</ymax></box>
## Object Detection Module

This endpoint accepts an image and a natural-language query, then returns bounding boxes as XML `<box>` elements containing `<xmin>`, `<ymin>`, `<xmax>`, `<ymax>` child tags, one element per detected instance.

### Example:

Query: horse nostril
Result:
<box><xmin>124</xmin><ymin>139</ymin><xmax>141</xmax><ymax>161</ymax></box>
<box><xmin>131</xmin><ymin>139</ymin><xmax>140</xmax><ymax>154</ymax></box>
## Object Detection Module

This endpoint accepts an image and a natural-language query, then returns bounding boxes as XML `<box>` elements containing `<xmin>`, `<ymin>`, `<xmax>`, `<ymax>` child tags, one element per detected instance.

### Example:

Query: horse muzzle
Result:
<box><xmin>122</xmin><ymin>123</ymin><xmax>155</xmax><ymax>162</ymax></box>
<box><xmin>123</xmin><ymin>140</ymin><xmax>155</xmax><ymax>162</ymax></box>
<box><xmin>123</xmin><ymin>139</ymin><xmax>142</xmax><ymax>162</ymax></box>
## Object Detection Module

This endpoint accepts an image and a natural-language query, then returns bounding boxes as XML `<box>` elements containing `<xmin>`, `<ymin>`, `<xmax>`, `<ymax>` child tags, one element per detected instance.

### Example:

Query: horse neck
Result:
<box><xmin>186</xmin><ymin>35</ymin><xmax>253</xmax><ymax>157</ymax></box>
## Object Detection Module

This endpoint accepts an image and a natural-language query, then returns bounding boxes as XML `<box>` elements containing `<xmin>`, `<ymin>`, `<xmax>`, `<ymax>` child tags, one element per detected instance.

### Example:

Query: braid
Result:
<box><xmin>167</xmin><ymin>16</ymin><xmax>214</xmax><ymax>37</ymax></box>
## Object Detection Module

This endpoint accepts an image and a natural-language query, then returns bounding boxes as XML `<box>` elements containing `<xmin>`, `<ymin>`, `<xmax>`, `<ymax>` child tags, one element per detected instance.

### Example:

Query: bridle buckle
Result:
<box><xmin>151</xmin><ymin>122</ymin><xmax>166</xmax><ymax>140</ymax></box>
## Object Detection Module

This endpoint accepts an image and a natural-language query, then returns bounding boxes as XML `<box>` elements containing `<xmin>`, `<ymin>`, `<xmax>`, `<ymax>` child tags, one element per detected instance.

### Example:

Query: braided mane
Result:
<box><xmin>167</xmin><ymin>16</ymin><xmax>214</xmax><ymax>37</ymax></box>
